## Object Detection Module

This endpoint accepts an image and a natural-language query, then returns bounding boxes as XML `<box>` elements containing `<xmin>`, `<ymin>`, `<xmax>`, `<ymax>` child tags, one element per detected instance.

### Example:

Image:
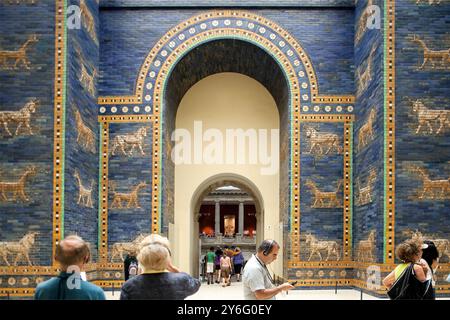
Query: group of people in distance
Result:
<box><xmin>203</xmin><ymin>245</ymin><xmax>245</xmax><ymax>287</ymax></box>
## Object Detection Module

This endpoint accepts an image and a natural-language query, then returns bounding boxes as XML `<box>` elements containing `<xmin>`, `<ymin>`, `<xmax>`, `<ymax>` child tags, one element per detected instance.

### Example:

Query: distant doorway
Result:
<box><xmin>197</xmin><ymin>184</ymin><xmax>260</xmax><ymax>279</ymax></box>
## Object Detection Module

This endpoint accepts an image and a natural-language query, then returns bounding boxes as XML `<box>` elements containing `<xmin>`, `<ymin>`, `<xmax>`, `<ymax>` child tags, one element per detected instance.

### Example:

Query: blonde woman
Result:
<box><xmin>138</xmin><ymin>234</ymin><xmax>180</xmax><ymax>273</ymax></box>
<box><xmin>120</xmin><ymin>235</ymin><xmax>200</xmax><ymax>300</ymax></box>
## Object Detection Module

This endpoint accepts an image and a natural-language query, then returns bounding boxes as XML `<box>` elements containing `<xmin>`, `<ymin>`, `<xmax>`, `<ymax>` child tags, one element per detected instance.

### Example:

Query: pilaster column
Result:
<box><xmin>215</xmin><ymin>201</ymin><xmax>220</xmax><ymax>235</ymax></box>
<box><xmin>238</xmin><ymin>202</ymin><xmax>244</xmax><ymax>235</ymax></box>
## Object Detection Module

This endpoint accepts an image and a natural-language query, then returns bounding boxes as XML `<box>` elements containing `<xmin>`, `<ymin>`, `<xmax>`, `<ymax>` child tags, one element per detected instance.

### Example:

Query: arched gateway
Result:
<box><xmin>98</xmin><ymin>10</ymin><xmax>354</xmax><ymax>282</ymax></box>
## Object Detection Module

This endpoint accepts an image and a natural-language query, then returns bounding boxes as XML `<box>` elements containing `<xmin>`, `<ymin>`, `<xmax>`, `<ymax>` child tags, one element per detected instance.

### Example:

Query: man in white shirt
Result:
<box><xmin>242</xmin><ymin>239</ymin><xmax>294</xmax><ymax>300</ymax></box>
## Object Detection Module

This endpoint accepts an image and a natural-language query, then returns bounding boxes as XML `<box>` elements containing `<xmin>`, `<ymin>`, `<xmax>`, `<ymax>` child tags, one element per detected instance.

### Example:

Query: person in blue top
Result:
<box><xmin>233</xmin><ymin>247</ymin><xmax>244</xmax><ymax>282</ymax></box>
<box><xmin>34</xmin><ymin>235</ymin><xmax>106</xmax><ymax>300</ymax></box>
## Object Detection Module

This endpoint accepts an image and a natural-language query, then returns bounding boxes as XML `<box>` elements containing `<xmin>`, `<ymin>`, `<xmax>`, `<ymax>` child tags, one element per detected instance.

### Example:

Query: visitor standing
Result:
<box><xmin>420</xmin><ymin>240</ymin><xmax>440</xmax><ymax>299</ymax></box>
<box><xmin>220</xmin><ymin>251</ymin><xmax>232</xmax><ymax>287</ymax></box>
<box><xmin>233</xmin><ymin>247</ymin><xmax>244</xmax><ymax>282</ymax></box>
<box><xmin>382</xmin><ymin>239</ymin><xmax>431</xmax><ymax>299</ymax></box>
<box><xmin>205</xmin><ymin>247</ymin><xmax>216</xmax><ymax>285</ymax></box>
<box><xmin>242</xmin><ymin>239</ymin><xmax>294</xmax><ymax>300</ymax></box>
<box><xmin>214</xmin><ymin>246</ymin><xmax>223</xmax><ymax>284</ymax></box>
<box><xmin>124</xmin><ymin>249</ymin><xmax>139</xmax><ymax>281</ymax></box>
<box><xmin>34</xmin><ymin>235</ymin><xmax>105</xmax><ymax>300</ymax></box>
<box><xmin>120</xmin><ymin>235</ymin><xmax>200</xmax><ymax>300</ymax></box>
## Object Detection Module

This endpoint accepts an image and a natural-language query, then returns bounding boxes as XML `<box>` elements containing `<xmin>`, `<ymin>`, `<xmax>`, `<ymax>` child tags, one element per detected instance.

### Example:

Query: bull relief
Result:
<box><xmin>0</xmin><ymin>232</ymin><xmax>38</xmax><ymax>266</ymax></box>
<box><xmin>0</xmin><ymin>34</ymin><xmax>38</xmax><ymax>70</ymax></box>
<box><xmin>0</xmin><ymin>98</ymin><xmax>39</xmax><ymax>137</ymax></box>
<box><xmin>303</xmin><ymin>125</ymin><xmax>342</xmax><ymax>161</ymax></box>
<box><xmin>305</xmin><ymin>233</ymin><xmax>340</xmax><ymax>261</ymax></box>
<box><xmin>409</xmin><ymin>99</ymin><xmax>449</xmax><ymax>135</ymax></box>
<box><xmin>110</xmin><ymin>127</ymin><xmax>148</xmax><ymax>157</ymax></box>
<box><xmin>110</xmin><ymin>234</ymin><xmax>147</xmax><ymax>262</ymax></box>
<box><xmin>356</xmin><ymin>230</ymin><xmax>376</xmax><ymax>262</ymax></box>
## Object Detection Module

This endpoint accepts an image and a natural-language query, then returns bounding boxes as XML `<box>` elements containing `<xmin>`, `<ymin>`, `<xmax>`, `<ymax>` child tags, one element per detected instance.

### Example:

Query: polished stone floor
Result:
<box><xmin>104</xmin><ymin>280</ymin><xmax>386</xmax><ymax>300</ymax></box>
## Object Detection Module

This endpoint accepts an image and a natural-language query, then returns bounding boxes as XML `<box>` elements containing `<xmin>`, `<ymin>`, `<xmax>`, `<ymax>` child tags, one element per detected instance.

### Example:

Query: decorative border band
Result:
<box><xmin>290</xmin><ymin>114</ymin><xmax>354</xmax><ymax>262</ymax></box>
<box><xmin>384</xmin><ymin>0</ymin><xmax>396</xmax><ymax>264</ymax></box>
<box><xmin>52</xmin><ymin>0</ymin><xmax>67</xmax><ymax>265</ymax></box>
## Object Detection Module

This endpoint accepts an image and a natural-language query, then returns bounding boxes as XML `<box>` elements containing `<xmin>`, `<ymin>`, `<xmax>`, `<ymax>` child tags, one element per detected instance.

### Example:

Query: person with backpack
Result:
<box><xmin>124</xmin><ymin>250</ymin><xmax>139</xmax><ymax>281</ymax></box>
<box><xmin>382</xmin><ymin>239</ymin><xmax>430</xmax><ymax>299</ymax></box>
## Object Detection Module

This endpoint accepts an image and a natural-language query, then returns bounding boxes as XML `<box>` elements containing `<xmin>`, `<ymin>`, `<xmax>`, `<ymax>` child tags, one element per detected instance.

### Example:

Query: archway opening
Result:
<box><xmin>194</xmin><ymin>178</ymin><xmax>264</xmax><ymax>280</ymax></box>
<box><xmin>163</xmin><ymin>39</ymin><xmax>290</xmax><ymax>276</ymax></box>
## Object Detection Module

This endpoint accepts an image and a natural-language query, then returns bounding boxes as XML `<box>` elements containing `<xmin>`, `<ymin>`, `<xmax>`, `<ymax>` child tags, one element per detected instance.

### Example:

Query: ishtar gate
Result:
<box><xmin>0</xmin><ymin>0</ymin><xmax>449</xmax><ymax>299</ymax></box>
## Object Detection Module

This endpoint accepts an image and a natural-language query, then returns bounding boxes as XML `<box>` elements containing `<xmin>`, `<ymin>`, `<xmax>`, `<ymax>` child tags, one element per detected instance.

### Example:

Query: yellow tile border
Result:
<box><xmin>52</xmin><ymin>0</ymin><xmax>66</xmax><ymax>266</ymax></box>
<box><xmin>291</xmin><ymin>115</ymin><xmax>354</xmax><ymax>262</ymax></box>
<box><xmin>384</xmin><ymin>0</ymin><xmax>396</xmax><ymax>265</ymax></box>
<box><xmin>98</xmin><ymin>115</ymin><xmax>157</xmax><ymax>123</ymax></box>
<box><xmin>99</xmin><ymin>122</ymin><xmax>109</xmax><ymax>262</ymax></box>
<box><xmin>98</xmin><ymin>117</ymin><xmax>159</xmax><ymax>261</ymax></box>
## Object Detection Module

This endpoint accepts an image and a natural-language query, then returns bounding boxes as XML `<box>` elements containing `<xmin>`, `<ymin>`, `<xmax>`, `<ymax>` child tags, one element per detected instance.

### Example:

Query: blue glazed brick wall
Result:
<box><xmin>64</xmin><ymin>0</ymin><xmax>100</xmax><ymax>261</ymax></box>
<box><xmin>394</xmin><ymin>0</ymin><xmax>450</xmax><ymax>274</ymax></box>
<box><xmin>0</xmin><ymin>1</ymin><xmax>55</xmax><ymax>267</ymax></box>
<box><xmin>352</xmin><ymin>0</ymin><xmax>385</xmax><ymax>263</ymax></box>
<box><xmin>299</xmin><ymin>122</ymin><xmax>345</xmax><ymax>261</ymax></box>
<box><xmin>99</xmin><ymin>8</ymin><xmax>355</xmax><ymax>97</ymax></box>
<box><xmin>107</xmin><ymin>122</ymin><xmax>153</xmax><ymax>261</ymax></box>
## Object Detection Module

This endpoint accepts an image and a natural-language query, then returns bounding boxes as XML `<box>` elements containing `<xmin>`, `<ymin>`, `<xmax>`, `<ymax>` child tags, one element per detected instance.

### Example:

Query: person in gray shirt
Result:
<box><xmin>242</xmin><ymin>239</ymin><xmax>294</xmax><ymax>300</ymax></box>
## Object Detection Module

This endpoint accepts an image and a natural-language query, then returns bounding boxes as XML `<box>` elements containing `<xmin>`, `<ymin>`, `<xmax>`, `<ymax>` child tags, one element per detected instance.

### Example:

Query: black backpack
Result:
<box><xmin>387</xmin><ymin>263</ymin><xmax>434</xmax><ymax>300</ymax></box>
<box><xmin>128</xmin><ymin>261</ymin><xmax>138</xmax><ymax>279</ymax></box>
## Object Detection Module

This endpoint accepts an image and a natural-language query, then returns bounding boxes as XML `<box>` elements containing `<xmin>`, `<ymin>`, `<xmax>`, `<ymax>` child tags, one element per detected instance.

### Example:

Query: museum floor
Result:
<box><xmin>104</xmin><ymin>281</ymin><xmax>386</xmax><ymax>300</ymax></box>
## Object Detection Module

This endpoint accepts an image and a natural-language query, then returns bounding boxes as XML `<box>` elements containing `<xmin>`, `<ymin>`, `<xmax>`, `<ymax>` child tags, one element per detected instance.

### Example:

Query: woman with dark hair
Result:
<box><xmin>420</xmin><ymin>240</ymin><xmax>440</xmax><ymax>299</ymax></box>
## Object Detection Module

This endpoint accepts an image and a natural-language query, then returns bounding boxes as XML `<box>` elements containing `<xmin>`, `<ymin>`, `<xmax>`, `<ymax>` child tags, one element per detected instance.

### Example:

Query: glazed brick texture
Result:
<box><xmin>64</xmin><ymin>0</ymin><xmax>100</xmax><ymax>261</ymax></box>
<box><xmin>299</xmin><ymin>122</ymin><xmax>345</xmax><ymax>261</ymax></box>
<box><xmin>100</xmin><ymin>0</ymin><xmax>355</xmax><ymax>7</ymax></box>
<box><xmin>394</xmin><ymin>1</ymin><xmax>450</xmax><ymax>264</ymax></box>
<box><xmin>0</xmin><ymin>1</ymin><xmax>55</xmax><ymax>266</ymax></box>
<box><xmin>107</xmin><ymin>122</ymin><xmax>153</xmax><ymax>255</ymax></box>
<box><xmin>352</xmin><ymin>0</ymin><xmax>385</xmax><ymax>263</ymax></box>
<box><xmin>98</xmin><ymin>8</ymin><xmax>355</xmax><ymax>96</ymax></box>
